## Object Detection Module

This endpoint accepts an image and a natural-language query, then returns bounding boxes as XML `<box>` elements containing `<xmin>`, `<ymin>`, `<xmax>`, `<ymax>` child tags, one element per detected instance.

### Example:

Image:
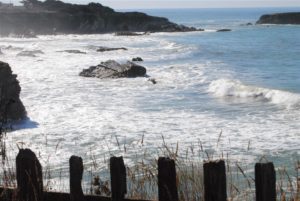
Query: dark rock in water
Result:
<box><xmin>256</xmin><ymin>12</ymin><xmax>300</xmax><ymax>24</ymax></box>
<box><xmin>0</xmin><ymin>0</ymin><xmax>198</xmax><ymax>36</ymax></box>
<box><xmin>0</xmin><ymin>61</ymin><xmax>26</xmax><ymax>120</ymax></box>
<box><xmin>115</xmin><ymin>31</ymin><xmax>145</xmax><ymax>36</ymax></box>
<box><xmin>246</xmin><ymin>23</ymin><xmax>253</xmax><ymax>26</ymax></box>
<box><xmin>79</xmin><ymin>60</ymin><xmax>146</xmax><ymax>79</ymax></box>
<box><xmin>148</xmin><ymin>78</ymin><xmax>157</xmax><ymax>84</ymax></box>
<box><xmin>59</xmin><ymin>50</ymin><xmax>86</xmax><ymax>54</ymax></box>
<box><xmin>132</xmin><ymin>57</ymin><xmax>143</xmax><ymax>62</ymax></box>
<box><xmin>217</xmin><ymin>29</ymin><xmax>232</xmax><ymax>32</ymax></box>
<box><xmin>97</xmin><ymin>47</ymin><xmax>127</xmax><ymax>52</ymax></box>
<box><xmin>17</xmin><ymin>50</ymin><xmax>44</xmax><ymax>57</ymax></box>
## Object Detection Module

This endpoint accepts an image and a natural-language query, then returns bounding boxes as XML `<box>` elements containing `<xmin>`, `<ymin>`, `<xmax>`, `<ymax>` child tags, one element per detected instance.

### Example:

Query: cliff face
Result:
<box><xmin>0</xmin><ymin>0</ymin><xmax>196</xmax><ymax>36</ymax></box>
<box><xmin>256</xmin><ymin>12</ymin><xmax>300</xmax><ymax>25</ymax></box>
<box><xmin>0</xmin><ymin>61</ymin><xmax>26</xmax><ymax>121</ymax></box>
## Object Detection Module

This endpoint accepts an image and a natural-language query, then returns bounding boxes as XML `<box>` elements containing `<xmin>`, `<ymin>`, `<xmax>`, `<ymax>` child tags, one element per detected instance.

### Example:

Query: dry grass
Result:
<box><xmin>0</xmin><ymin>119</ymin><xmax>299</xmax><ymax>201</ymax></box>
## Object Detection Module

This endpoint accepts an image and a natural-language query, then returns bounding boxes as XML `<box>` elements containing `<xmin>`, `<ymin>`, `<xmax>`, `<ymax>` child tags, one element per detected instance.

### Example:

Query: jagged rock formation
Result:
<box><xmin>0</xmin><ymin>61</ymin><xmax>26</xmax><ymax>120</ymax></box>
<box><xmin>256</xmin><ymin>12</ymin><xmax>300</xmax><ymax>24</ymax></box>
<box><xmin>79</xmin><ymin>60</ymin><xmax>146</xmax><ymax>79</ymax></box>
<box><xmin>0</xmin><ymin>0</ymin><xmax>199</xmax><ymax>36</ymax></box>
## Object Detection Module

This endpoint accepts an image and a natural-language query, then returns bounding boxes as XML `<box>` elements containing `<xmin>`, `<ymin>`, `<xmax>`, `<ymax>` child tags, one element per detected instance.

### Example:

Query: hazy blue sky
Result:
<box><xmin>4</xmin><ymin>0</ymin><xmax>300</xmax><ymax>9</ymax></box>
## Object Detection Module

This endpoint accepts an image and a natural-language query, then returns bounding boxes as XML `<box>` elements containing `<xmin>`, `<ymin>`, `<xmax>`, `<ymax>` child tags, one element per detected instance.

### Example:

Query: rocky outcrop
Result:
<box><xmin>97</xmin><ymin>47</ymin><xmax>127</xmax><ymax>52</ymax></box>
<box><xmin>0</xmin><ymin>0</ymin><xmax>199</xmax><ymax>36</ymax></box>
<box><xmin>79</xmin><ymin>60</ymin><xmax>146</xmax><ymax>79</ymax></box>
<box><xmin>0</xmin><ymin>61</ymin><xmax>26</xmax><ymax>120</ymax></box>
<box><xmin>256</xmin><ymin>12</ymin><xmax>300</xmax><ymax>24</ymax></box>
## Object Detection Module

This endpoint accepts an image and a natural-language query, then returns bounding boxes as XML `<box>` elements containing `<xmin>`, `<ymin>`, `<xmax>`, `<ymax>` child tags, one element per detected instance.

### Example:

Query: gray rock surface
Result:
<box><xmin>79</xmin><ymin>60</ymin><xmax>147</xmax><ymax>79</ymax></box>
<box><xmin>0</xmin><ymin>61</ymin><xmax>26</xmax><ymax>120</ymax></box>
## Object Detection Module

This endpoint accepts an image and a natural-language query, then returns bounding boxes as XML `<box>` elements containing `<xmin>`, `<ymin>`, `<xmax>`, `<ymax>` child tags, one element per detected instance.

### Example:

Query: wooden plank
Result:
<box><xmin>255</xmin><ymin>162</ymin><xmax>276</xmax><ymax>201</ymax></box>
<box><xmin>69</xmin><ymin>156</ymin><xmax>85</xmax><ymax>201</ymax></box>
<box><xmin>110</xmin><ymin>156</ymin><xmax>127</xmax><ymax>201</ymax></box>
<box><xmin>203</xmin><ymin>160</ymin><xmax>227</xmax><ymax>201</ymax></box>
<box><xmin>16</xmin><ymin>148</ymin><xmax>43</xmax><ymax>201</ymax></box>
<box><xmin>158</xmin><ymin>157</ymin><xmax>179</xmax><ymax>201</ymax></box>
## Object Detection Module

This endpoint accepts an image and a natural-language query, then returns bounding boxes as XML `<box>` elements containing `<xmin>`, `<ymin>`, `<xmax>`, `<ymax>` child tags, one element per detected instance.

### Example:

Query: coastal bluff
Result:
<box><xmin>256</xmin><ymin>12</ymin><xmax>300</xmax><ymax>24</ymax></box>
<box><xmin>0</xmin><ymin>0</ymin><xmax>197</xmax><ymax>36</ymax></box>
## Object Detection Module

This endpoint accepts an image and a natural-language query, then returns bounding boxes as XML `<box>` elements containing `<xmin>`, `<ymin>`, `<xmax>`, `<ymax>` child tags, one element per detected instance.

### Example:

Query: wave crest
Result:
<box><xmin>208</xmin><ymin>79</ymin><xmax>300</xmax><ymax>108</ymax></box>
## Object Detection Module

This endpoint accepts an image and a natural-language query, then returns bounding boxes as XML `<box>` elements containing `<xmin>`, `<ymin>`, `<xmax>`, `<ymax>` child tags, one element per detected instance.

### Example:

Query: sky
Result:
<box><xmin>3</xmin><ymin>0</ymin><xmax>300</xmax><ymax>9</ymax></box>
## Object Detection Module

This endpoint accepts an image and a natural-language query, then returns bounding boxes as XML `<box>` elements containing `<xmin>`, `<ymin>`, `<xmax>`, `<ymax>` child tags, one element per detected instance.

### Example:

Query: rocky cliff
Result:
<box><xmin>0</xmin><ymin>61</ymin><xmax>26</xmax><ymax>121</ymax></box>
<box><xmin>256</xmin><ymin>12</ymin><xmax>300</xmax><ymax>25</ymax></box>
<box><xmin>0</xmin><ymin>0</ymin><xmax>197</xmax><ymax>36</ymax></box>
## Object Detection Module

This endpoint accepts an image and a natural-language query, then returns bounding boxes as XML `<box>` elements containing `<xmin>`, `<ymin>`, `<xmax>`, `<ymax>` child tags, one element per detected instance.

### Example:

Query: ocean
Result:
<box><xmin>0</xmin><ymin>7</ymin><xmax>299</xmax><ymax>189</ymax></box>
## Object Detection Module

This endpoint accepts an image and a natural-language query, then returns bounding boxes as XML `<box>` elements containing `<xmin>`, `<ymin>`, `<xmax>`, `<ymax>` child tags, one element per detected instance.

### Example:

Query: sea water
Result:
<box><xmin>0</xmin><ymin>7</ymin><xmax>299</xmax><ymax>189</ymax></box>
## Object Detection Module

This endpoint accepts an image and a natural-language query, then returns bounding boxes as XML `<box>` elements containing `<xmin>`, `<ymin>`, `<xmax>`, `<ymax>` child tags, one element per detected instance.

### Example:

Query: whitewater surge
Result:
<box><xmin>208</xmin><ymin>79</ymin><xmax>300</xmax><ymax>108</ymax></box>
<box><xmin>0</xmin><ymin>13</ymin><xmax>299</xmax><ymax>189</ymax></box>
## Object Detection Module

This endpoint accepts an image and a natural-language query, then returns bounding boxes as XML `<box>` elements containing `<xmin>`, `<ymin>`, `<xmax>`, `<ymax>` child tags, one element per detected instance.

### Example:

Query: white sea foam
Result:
<box><xmin>0</xmin><ymin>33</ymin><xmax>299</xmax><ymax>190</ymax></box>
<box><xmin>208</xmin><ymin>79</ymin><xmax>300</xmax><ymax>108</ymax></box>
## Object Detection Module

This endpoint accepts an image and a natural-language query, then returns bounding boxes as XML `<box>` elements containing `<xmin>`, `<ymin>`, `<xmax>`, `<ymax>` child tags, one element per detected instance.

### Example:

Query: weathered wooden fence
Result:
<box><xmin>0</xmin><ymin>148</ymin><xmax>277</xmax><ymax>201</ymax></box>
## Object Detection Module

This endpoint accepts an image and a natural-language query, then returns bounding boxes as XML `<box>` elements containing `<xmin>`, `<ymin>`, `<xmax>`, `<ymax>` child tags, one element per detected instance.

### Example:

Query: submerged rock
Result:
<box><xmin>17</xmin><ymin>50</ymin><xmax>44</xmax><ymax>57</ymax></box>
<box><xmin>0</xmin><ymin>61</ymin><xmax>26</xmax><ymax>120</ymax></box>
<box><xmin>132</xmin><ymin>57</ymin><xmax>143</xmax><ymax>62</ymax></box>
<box><xmin>256</xmin><ymin>12</ymin><xmax>300</xmax><ymax>24</ymax></box>
<box><xmin>217</xmin><ymin>29</ymin><xmax>232</xmax><ymax>32</ymax></box>
<box><xmin>59</xmin><ymin>50</ymin><xmax>86</xmax><ymax>54</ymax></box>
<box><xmin>97</xmin><ymin>47</ymin><xmax>127</xmax><ymax>52</ymax></box>
<box><xmin>79</xmin><ymin>60</ymin><xmax>147</xmax><ymax>79</ymax></box>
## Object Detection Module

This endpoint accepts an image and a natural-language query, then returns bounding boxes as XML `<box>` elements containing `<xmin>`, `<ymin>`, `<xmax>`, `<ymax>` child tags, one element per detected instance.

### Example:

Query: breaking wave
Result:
<box><xmin>208</xmin><ymin>79</ymin><xmax>300</xmax><ymax>108</ymax></box>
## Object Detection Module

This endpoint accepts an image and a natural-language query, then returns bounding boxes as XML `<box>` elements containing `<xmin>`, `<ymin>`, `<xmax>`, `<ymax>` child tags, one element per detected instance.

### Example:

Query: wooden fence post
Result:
<box><xmin>203</xmin><ymin>160</ymin><xmax>227</xmax><ymax>201</ymax></box>
<box><xmin>255</xmin><ymin>162</ymin><xmax>276</xmax><ymax>201</ymax></box>
<box><xmin>110</xmin><ymin>156</ymin><xmax>127</xmax><ymax>201</ymax></box>
<box><xmin>16</xmin><ymin>148</ymin><xmax>43</xmax><ymax>201</ymax></box>
<box><xmin>158</xmin><ymin>157</ymin><xmax>179</xmax><ymax>201</ymax></box>
<box><xmin>69</xmin><ymin>156</ymin><xmax>85</xmax><ymax>201</ymax></box>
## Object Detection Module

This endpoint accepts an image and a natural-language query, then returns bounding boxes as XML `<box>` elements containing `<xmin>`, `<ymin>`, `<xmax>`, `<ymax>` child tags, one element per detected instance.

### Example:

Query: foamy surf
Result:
<box><xmin>208</xmin><ymin>79</ymin><xmax>300</xmax><ymax>108</ymax></box>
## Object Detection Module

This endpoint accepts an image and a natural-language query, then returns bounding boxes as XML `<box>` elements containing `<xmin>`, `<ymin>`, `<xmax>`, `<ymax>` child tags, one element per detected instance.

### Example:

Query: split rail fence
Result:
<box><xmin>0</xmin><ymin>148</ymin><xmax>277</xmax><ymax>201</ymax></box>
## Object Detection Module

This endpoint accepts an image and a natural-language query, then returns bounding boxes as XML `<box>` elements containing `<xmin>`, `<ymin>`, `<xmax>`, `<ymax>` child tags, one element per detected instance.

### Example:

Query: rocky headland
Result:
<box><xmin>0</xmin><ymin>0</ymin><xmax>199</xmax><ymax>36</ymax></box>
<box><xmin>256</xmin><ymin>12</ymin><xmax>300</xmax><ymax>25</ymax></box>
<box><xmin>0</xmin><ymin>61</ymin><xmax>26</xmax><ymax>121</ymax></box>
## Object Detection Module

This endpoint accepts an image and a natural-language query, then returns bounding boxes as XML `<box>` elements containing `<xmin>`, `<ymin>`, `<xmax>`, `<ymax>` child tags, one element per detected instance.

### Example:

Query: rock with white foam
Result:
<box><xmin>79</xmin><ymin>60</ymin><xmax>147</xmax><ymax>79</ymax></box>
